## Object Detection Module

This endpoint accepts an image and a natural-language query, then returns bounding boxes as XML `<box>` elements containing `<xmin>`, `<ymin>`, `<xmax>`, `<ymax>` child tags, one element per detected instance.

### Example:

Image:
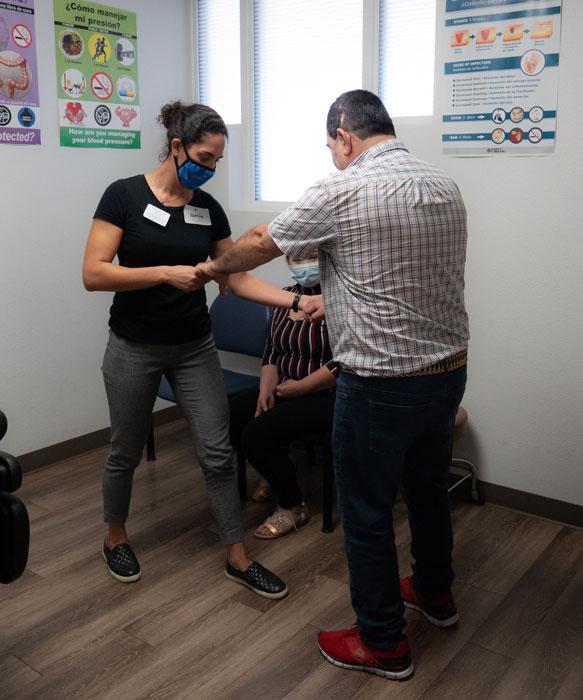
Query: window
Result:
<box><xmin>195</xmin><ymin>0</ymin><xmax>437</xmax><ymax>204</ymax></box>
<box><xmin>253</xmin><ymin>0</ymin><xmax>363</xmax><ymax>202</ymax></box>
<box><xmin>197</xmin><ymin>0</ymin><xmax>241</xmax><ymax>124</ymax></box>
<box><xmin>378</xmin><ymin>0</ymin><xmax>436</xmax><ymax>117</ymax></box>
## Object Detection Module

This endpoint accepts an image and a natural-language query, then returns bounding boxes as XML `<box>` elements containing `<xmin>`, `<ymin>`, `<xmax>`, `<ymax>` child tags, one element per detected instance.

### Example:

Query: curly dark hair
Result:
<box><xmin>157</xmin><ymin>101</ymin><xmax>228</xmax><ymax>157</ymax></box>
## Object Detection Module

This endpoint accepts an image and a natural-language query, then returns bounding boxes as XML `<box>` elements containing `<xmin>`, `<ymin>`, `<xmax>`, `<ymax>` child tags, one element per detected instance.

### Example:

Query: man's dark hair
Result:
<box><xmin>326</xmin><ymin>90</ymin><xmax>395</xmax><ymax>140</ymax></box>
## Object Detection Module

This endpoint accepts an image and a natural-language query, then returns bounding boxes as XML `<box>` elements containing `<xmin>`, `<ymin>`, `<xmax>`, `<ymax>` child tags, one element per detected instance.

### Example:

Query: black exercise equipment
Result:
<box><xmin>0</xmin><ymin>410</ymin><xmax>29</xmax><ymax>584</ymax></box>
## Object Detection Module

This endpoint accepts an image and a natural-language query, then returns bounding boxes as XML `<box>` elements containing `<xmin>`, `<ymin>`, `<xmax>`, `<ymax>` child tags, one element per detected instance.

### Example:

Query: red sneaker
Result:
<box><xmin>400</xmin><ymin>576</ymin><xmax>459</xmax><ymax>627</ymax></box>
<box><xmin>318</xmin><ymin>626</ymin><xmax>414</xmax><ymax>680</ymax></box>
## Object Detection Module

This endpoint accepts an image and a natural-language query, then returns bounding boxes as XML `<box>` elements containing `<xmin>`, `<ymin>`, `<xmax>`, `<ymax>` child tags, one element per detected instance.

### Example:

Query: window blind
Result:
<box><xmin>198</xmin><ymin>0</ymin><xmax>241</xmax><ymax>124</ymax></box>
<box><xmin>378</xmin><ymin>0</ymin><xmax>436</xmax><ymax>118</ymax></box>
<box><xmin>253</xmin><ymin>0</ymin><xmax>363</xmax><ymax>202</ymax></box>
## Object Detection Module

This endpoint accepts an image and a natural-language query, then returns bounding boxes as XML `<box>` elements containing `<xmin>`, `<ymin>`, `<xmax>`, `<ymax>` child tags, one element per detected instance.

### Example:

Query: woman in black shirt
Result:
<box><xmin>83</xmin><ymin>102</ymin><xmax>305</xmax><ymax>597</ymax></box>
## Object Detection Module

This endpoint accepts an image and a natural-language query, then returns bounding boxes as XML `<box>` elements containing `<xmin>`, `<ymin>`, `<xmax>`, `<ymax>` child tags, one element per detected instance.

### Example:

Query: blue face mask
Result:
<box><xmin>174</xmin><ymin>142</ymin><xmax>215</xmax><ymax>189</ymax></box>
<box><xmin>290</xmin><ymin>263</ymin><xmax>320</xmax><ymax>288</ymax></box>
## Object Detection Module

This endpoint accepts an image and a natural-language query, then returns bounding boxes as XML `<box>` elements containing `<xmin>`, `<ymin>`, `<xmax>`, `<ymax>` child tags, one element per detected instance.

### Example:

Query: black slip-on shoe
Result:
<box><xmin>102</xmin><ymin>542</ymin><xmax>141</xmax><ymax>583</ymax></box>
<box><xmin>225</xmin><ymin>560</ymin><xmax>288</xmax><ymax>599</ymax></box>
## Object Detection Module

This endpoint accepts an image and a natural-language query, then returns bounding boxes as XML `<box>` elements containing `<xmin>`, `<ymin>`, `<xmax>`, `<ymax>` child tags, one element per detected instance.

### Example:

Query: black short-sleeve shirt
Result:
<box><xmin>93</xmin><ymin>175</ymin><xmax>231</xmax><ymax>344</ymax></box>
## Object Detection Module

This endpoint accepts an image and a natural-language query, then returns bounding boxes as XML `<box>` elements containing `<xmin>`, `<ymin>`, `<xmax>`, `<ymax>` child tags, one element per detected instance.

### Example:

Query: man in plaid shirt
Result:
<box><xmin>199</xmin><ymin>90</ymin><xmax>469</xmax><ymax>681</ymax></box>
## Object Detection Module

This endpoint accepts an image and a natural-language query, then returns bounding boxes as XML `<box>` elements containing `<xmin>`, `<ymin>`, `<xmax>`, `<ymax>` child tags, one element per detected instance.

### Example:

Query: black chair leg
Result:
<box><xmin>322</xmin><ymin>438</ymin><xmax>334</xmax><ymax>533</ymax></box>
<box><xmin>146</xmin><ymin>419</ymin><xmax>156</xmax><ymax>461</ymax></box>
<box><xmin>237</xmin><ymin>450</ymin><xmax>247</xmax><ymax>500</ymax></box>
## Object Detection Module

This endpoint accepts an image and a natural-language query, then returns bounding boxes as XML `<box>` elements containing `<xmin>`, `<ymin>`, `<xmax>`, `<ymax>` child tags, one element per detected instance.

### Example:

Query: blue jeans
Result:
<box><xmin>333</xmin><ymin>365</ymin><xmax>467</xmax><ymax>649</ymax></box>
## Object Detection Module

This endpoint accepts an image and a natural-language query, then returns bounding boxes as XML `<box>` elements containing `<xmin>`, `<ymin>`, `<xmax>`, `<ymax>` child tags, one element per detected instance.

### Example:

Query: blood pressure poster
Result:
<box><xmin>0</xmin><ymin>0</ymin><xmax>41</xmax><ymax>146</ymax></box>
<box><xmin>53</xmin><ymin>0</ymin><xmax>140</xmax><ymax>148</ymax></box>
<box><xmin>441</xmin><ymin>0</ymin><xmax>562</xmax><ymax>156</ymax></box>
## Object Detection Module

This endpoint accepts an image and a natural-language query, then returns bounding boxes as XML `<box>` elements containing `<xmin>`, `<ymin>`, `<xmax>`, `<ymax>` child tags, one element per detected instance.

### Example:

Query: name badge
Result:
<box><xmin>143</xmin><ymin>204</ymin><xmax>170</xmax><ymax>227</ymax></box>
<box><xmin>184</xmin><ymin>205</ymin><xmax>212</xmax><ymax>226</ymax></box>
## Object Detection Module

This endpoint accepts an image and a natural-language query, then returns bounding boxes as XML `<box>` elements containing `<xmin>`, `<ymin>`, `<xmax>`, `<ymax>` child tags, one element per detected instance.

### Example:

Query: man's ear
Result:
<box><xmin>336</xmin><ymin>128</ymin><xmax>352</xmax><ymax>156</ymax></box>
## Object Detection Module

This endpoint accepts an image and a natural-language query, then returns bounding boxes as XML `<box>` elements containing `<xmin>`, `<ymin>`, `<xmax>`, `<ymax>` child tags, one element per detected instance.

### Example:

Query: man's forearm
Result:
<box><xmin>212</xmin><ymin>224</ymin><xmax>283</xmax><ymax>275</ymax></box>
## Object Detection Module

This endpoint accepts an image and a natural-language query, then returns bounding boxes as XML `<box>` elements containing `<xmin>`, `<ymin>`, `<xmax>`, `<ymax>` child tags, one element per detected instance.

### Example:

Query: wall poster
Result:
<box><xmin>54</xmin><ymin>0</ymin><xmax>140</xmax><ymax>149</ymax></box>
<box><xmin>441</xmin><ymin>0</ymin><xmax>562</xmax><ymax>156</ymax></box>
<box><xmin>0</xmin><ymin>0</ymin><xmax>41</xmax><ymax>146</ymax></box>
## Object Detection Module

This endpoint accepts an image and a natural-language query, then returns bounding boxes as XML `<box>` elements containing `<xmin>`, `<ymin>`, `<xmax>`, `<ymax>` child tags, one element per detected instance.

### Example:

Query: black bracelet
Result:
<box><xmin>292</xmin><ymin>293</ymin><xmax>302</xmax><ymax>312</ymax></box>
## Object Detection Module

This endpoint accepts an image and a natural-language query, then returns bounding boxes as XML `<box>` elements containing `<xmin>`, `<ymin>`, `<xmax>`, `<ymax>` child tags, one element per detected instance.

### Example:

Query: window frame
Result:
<box><xmin>195</xmin><ymin>0</ymin><xmax>436</xmax><ymax>210</ymax></box>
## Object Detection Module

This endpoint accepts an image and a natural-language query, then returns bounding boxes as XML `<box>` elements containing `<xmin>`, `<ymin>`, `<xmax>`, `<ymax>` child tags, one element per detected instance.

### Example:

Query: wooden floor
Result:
<box><xmin>1</xmin><ymin>420</ymin><xmax>582</xmax><ymax>700</ymax></box>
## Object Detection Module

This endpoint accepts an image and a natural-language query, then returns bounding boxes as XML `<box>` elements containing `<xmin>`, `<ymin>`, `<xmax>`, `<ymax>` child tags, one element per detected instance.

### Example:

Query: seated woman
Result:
<box><xmin>229</xmin><ymin>253</ymin><xmax>338</xmax><ymax>539</ymax></box>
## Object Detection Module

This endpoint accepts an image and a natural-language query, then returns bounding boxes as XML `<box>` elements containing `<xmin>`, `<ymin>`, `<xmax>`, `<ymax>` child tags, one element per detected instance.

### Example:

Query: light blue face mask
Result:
<box><xmin>290</xmin><ymin>262</ymin><xmax>320</xmax><ymax>288</ymax></box>
<box><xmin>174</xmin><ymin>141</ymin><xmax>215</xmax><ymax>189</ymax></box>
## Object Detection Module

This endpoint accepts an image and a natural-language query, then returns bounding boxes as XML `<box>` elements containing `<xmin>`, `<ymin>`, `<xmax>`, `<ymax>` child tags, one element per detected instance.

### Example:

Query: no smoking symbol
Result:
<box><xmin>91</xmin><ymin>72</ymin><xmax>113</xmax><ymax>100</ymax></box>
<box><xmin>12</xmin><ymin>24</ymin><xmax>32</xmax><ymax>48</ymax></box>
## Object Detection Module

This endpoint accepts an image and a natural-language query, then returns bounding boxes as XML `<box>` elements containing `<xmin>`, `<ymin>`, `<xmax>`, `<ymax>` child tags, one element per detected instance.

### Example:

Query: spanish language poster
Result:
<box><xmin>53</xmin><ymin>0</ymin><xmax>140</xmax><ymax>149</ymax></box>
<box><xmin>441</xmin><ymin>0</ymin><xmax>562</xmax><ymax>156</ymax></box>
<box><xmin>0</xmin><ymin>0</ymin><xmax>41</xmax><ymax>146</ymax></box>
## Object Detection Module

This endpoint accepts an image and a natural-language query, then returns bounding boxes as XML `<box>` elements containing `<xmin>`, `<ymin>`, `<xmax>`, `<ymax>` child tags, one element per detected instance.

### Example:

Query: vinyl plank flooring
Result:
<box><xmin>421</xmin><ymin>642</ymin><xmax>512</xmax><ymax>700</ymax></box>
<box><xmin>0</xmin><ymin>654</ymin><xmax>42</xmax><ymax>700</ymax></box>
<box><xmin>14</xmin><ymin>631</ymin><xmax>154</xmax><ymax>700</ymax></box>
<box><xmin>20</xmin><ymin>499</ymin><xmax>50</xmax><ymax>522</ymax></box>
<box><xmin>184</xmin><ymin>576</ymin><xmax>348</xmax><ymax>700</ymax></box>
<box><xmin>97</xmin><ymin>599</ymin><xmax>263</xmax><ymax>700</ymax></box>
<box><xmin>3</xmin><ymin>419</ymin><xmax>583</xmax><ymax>700</ymax></box>
<box><xmin>211</xmin><ymin>623</ymin><xmax>325</xmax><ymax>700</ymax></box>
<box><xmin>0</xmin><ymin>569</ymin><xmax>43</xmax><ymax>601</ymax></box>
<box><xmin>283</xmin><ymin>662</ymin><xmax>369</xmax><ymax>700</ymax></box>
<box><xmin>489</xmin><ymin>562</ymin><xmax>583</xmax><ymax>700</ymax></box>
<box><xmin>471</xmin><ymin>526</ymin><xmax>583</xmax><ymax>659</ymax></box>
<box><xmin>96</xmin><ymin>577</ymin><xmax>345</xmax><ymax>700</ymax></box>
<box><xmin>452</xmin><ymin>506</ymin><xmax>562</xmax><ymax>595</ymax></box>
<box><xmin>10</xmin><ymin>531</ymin><xmax>223</xmax><ymax>672</ymax></box>
<box><xmin>554</xmin><ymin>655</ymin><xmax>583</xmax><ymax>700</ymax></box>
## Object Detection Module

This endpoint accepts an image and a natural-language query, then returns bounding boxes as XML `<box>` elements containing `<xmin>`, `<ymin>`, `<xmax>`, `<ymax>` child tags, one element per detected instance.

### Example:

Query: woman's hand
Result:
<box><xmin>256</xmin><ymin>365</ymin><xmax>279</xmax><ymax>416</ymax></box>
<box><xmin>275</xmin><ymin>379</ymin><xmax>307</xmax><ymax>400</ymax></box>
<box><xmin>255</xmin><ymin>387</ymin><xmax>276</xmax><ymax>416</ymax></box>
<box><xmin>195</xmin><ymin>261</ymin><xmax>230</xmax><ymax>295</ymax></box>
<box><xmin>166</xmin><ymin>265</ymin><xmax>207</xmax><ymax>293</ymax></box>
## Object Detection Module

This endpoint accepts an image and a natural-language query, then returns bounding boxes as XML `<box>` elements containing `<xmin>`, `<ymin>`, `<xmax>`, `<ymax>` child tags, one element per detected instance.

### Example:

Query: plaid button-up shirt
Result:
<box><xmin>268</xmin><ymin>139</ymin><xmax>469</xmax><ymax>377</ymax></box>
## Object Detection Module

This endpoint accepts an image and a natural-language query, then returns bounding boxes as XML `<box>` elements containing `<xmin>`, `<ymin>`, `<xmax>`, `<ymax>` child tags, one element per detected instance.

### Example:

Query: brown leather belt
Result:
<box><xmin>401</xmin><ymin>351</ymin><xmax>468</xmax><ymax>377</ymax></box>
<box><xmin>341</xmin><ymin>351</ymin><xmax>468</xmax><ymax>378</ymax></box>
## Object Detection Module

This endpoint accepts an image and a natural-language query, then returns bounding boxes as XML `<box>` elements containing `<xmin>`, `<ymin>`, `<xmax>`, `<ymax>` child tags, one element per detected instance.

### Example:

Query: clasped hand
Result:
<box><xmin>167</xmin><ymin>261</ymin><xmax>228</xmax><ymax>294</ymax></box>
<box><xmin>301</xmin><ymin>295</ymin><xmax>325</xmax><ymax>322</ymax></box>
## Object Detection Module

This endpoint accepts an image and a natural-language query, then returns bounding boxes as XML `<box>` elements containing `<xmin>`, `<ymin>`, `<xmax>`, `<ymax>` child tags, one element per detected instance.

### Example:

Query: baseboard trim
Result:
<box><xmin>16</xmin><ymin>415</ymin><xmax>583</xmax><ymax>529</ymax></box>
<box><xmin>17</xmin><ymin>406</ymin><xmax>183</xmax><ymax>472</ymax></box>
<box><xmin>479</xmin><ymin>481</ymin><xmax>583</xmax><ymax>529</ymax></box>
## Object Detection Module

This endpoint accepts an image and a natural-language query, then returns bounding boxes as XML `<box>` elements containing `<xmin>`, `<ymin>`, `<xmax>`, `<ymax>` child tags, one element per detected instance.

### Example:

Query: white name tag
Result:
<box><xmin>184</xmin><ymin>205</ymin><xmax>212</xmax><ymax>226</ymax></box>
<box><xmin>143</xmin><ymin>204</ymin><xmax>170</xmax><ymax>227</ymax></box>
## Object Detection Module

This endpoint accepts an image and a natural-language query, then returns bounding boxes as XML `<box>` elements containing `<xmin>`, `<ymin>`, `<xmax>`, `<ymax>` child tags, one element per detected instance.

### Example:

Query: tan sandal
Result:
<box><xmin>251</xmin><ymin>478</ymin><xmax>273</xmax><ymax>503</ymax></box>
<box><xmin>254</xmin><ymin>505</ymin><xmax>309</xmax><ymax>540</ymax></box>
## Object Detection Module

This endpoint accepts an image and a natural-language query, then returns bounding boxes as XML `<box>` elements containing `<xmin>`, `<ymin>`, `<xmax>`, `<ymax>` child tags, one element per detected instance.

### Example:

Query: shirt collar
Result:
<box><xmin>347</xmin><ymin>138</ymin><xmax>409</xmax><ymax>170</ymax></box>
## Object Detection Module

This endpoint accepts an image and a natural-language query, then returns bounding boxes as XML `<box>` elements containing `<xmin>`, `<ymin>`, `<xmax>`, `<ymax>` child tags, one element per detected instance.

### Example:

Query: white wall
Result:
<box><xmin>1</xmin><ymin>0</ymin><xmax>192</xmax><ymax>456</ymax></box>
<box><xmin>205</xmin><ymin>2</ymin><xmax>583</xmax><ymax>507</ymax></box>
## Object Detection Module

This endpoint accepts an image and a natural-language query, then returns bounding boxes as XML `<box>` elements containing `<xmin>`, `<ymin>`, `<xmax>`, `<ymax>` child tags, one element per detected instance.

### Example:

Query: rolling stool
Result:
<box><xmin>448</xmin><ymin>406</ymin><xmax>483</xmax><ymax>505</ymax></box>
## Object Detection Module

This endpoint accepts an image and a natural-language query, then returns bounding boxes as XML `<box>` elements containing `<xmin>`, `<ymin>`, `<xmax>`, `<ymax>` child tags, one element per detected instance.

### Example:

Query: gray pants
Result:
<box><xmin>101</xmin><ymin>331</ymin><xmax>244</xmax><ymax>544</ymax></box>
